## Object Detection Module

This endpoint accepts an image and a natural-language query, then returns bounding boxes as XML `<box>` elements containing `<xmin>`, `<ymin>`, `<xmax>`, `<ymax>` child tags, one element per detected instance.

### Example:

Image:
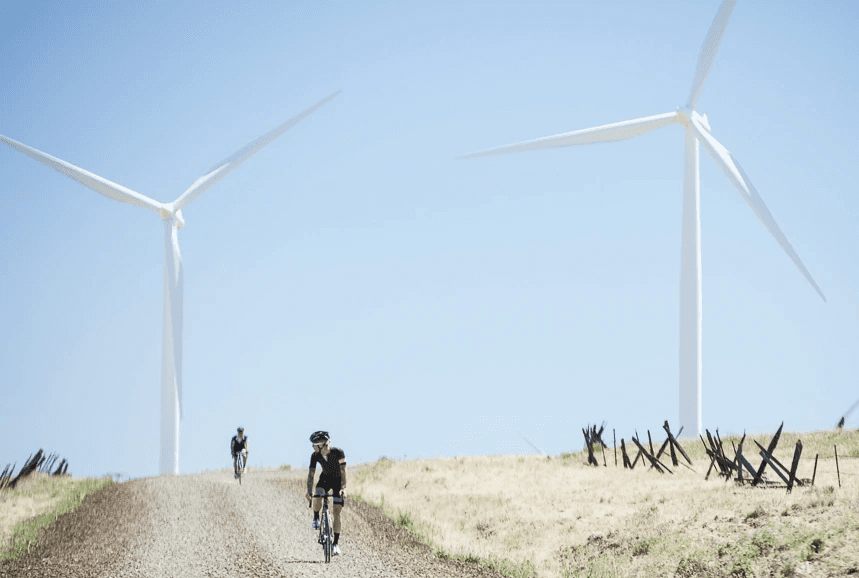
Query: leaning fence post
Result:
<box><xmin>786</xmin><ymin>440</ymin><xmax>802</xmax><ymax>494</ymax></box>
<box><xmin>613</xmin><ymin>429</ymin><xmax>617</xmax><ymax>467</ymax></box>
<box><xmin>600</xmin><ymin>439</ymin><xmax>607</xmax><ymax>467</ymax></box>
<box><xmin>811</xmin><ymin>454</ymin><xmax>818</xmax><ymax>487</ymax></box>
<box><xmin>835</xmin><ymin>445</ymin><xmax>841</xmax><ymax>488</ymax></box>
<box><xmin>621</xmin><ymin>439</ymin><xmax>631</xmax><ymax>469</ymax></box>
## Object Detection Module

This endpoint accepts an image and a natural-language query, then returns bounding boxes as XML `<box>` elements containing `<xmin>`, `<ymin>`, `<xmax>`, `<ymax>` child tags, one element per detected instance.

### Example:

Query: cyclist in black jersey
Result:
<box><xmin>231</xmin><ymin>427</ymin><xmax>249</xmax><ymax>478</ymax></box>
<box><xmin>306</xmin><ymin>431</ymin><xmax>347</xmax><ymax>556</ymax></box>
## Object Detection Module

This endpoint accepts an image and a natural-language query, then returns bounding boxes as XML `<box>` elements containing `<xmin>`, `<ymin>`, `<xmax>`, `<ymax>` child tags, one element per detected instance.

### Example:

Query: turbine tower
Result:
<box><xmin>1</xmin><ymin>91</ymin><xmax>339</xmax><ymax>474</ymax></box>
<box><xmin>460</xmin><ymin>0</ymin><xmax>825</xmax><ymax>438</ymax></box>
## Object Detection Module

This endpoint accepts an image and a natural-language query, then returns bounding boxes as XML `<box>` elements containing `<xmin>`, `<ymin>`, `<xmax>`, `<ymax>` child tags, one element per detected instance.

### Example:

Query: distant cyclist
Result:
<box><xmin>231</xmin><ymin>427</ymin><xmax>249</xmax><ymax>479</ymax></box>
<box><xmin>306</xmin><ymin>431</ymin><xmax>347</xmax><ymax>556</ymax></box>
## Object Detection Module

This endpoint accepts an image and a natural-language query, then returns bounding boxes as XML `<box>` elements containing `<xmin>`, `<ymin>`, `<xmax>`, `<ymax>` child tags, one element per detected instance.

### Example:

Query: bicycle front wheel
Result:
<box><xmin>237</xmin><ymin>455</ymin><xmax>244</xmax><ymax>485</ymax></box>
<box><xmin>322</xmin><ymin>512</ymin><xmax>331</xmax><ymax>563</ymax></box>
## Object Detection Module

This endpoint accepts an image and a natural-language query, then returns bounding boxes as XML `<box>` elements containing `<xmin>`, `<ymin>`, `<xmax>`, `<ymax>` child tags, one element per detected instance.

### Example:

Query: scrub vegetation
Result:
<box><xmin>353</xmin><ymin>429</ymin><xmax>859</xmax><ymax>578</ymax></box>
<box><xmin>0</xmin><ymin>472</ymin><xmax>113</xmax><ymax>561</ymax></box>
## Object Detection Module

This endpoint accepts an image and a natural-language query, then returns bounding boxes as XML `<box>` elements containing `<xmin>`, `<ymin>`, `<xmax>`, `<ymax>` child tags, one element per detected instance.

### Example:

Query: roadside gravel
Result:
<box><xmin>0</xmin><ymin>469</ymin><xmax>505</xmax><ymax>578</ymax></box>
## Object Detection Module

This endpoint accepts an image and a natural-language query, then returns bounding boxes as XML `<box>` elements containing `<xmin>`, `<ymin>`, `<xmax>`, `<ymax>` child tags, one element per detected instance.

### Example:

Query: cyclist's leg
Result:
<box><xmin>232</xmin><ymin>453</ymin><xmax>238</xmax><ymax>474</ymax></box>
<box><xmin>242</xmin><ymin>450</ymin><xmax>248</xmax><ymax>470</ymax></box>
<box><xmin>331</xmin><ymin>478</ymin><xmax>343</xmax><ymax>543</ymax></box>
<box><xmin>312</xmin><ymin>477</ymin><xmax>330</xmax><ymax>514</ymax></box>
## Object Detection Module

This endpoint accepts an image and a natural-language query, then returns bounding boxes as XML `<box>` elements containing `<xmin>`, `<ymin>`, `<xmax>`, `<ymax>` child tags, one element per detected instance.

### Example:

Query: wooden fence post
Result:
<box><xmin>737</xmin><ymin>441</ymin><xmax>744</xmax><ymax>484</ymax></box>
<box><xmin>751</xmin><ymin>422</ymin><xmax>783</xmax><ymax>487</ymax></box>
<box><xmin>835</xmin><ymin>445</ymin><xmax>841</xmax><ymax>488</ymax></box>
<box><xmin>613</xmin><ymin>429</ymin><xmax>617</xmax><ymax>467</ymax></box>
<box><xmin>631</xmin><ymin>435</ymin><xmax>672</xmax><ymax>474</ymax></box>
<box><xmin>786</xmin><ymin>440</ymin><xmax>802</xmax><ymax>493</ymax></box>
<box><xmin>811</xmin><ymin>454</ymin><xmax>818</xmax><ymax>487</ymax></box>
<box><xmin>621</xmin><ymin>439</ymin><xmax>631</xmax><ymax>469</ymax></box>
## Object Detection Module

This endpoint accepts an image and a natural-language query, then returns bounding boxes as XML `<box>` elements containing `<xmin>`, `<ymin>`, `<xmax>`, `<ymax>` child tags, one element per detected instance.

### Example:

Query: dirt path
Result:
<box><xmin>0</xmin><ymin>469</ymin><xmax>504</xmax><ymax>578</ymax></box>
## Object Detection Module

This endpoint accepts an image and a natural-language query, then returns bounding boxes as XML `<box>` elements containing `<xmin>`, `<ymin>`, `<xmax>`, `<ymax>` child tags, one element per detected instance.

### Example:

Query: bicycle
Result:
<box><xmin>308</xmin><ymin>492</ymin><xmax>337</xmax><ymax>562</ymax></box>
<box><xmin>234</xmin><ymin>452</ymin><xmax>245</xmax><ymax>485</ymax></box>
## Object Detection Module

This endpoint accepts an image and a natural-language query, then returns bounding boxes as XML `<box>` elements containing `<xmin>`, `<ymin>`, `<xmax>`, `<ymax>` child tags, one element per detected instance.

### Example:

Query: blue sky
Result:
<box><xmin>1</xmin><ymin>0</ymin><xmax>857</xmax><ymax>480</ymax></box>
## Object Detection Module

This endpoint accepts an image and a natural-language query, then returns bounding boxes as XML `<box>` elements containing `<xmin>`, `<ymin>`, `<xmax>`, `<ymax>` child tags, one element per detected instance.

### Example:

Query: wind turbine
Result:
<box><xmin>460</xmin><ymin>0</ymin><xmax>826</xmax><ymax>438</ymax></box>
<box><xmin>1</xmin><ymin>91</ymin><xmax>339</xmax><ymax>475</ymax></box>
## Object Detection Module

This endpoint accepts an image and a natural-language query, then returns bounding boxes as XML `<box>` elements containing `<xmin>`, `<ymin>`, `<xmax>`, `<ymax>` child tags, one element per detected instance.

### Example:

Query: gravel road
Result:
<box><xmin>0</xmin><ymin>469</ymin><xmax>505</xmax><ymax>578</ymax></box>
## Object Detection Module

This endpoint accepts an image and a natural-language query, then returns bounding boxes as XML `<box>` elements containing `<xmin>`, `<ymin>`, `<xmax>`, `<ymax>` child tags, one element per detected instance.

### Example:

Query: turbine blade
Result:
<box><xmin>0</xmin><ymin>134</ymin><xmax>163</xmax><ymax>213</ymax></box>
<box><xmin>689</xmin><ymin>116</ymin><xmax>826</xmax><ymax>302</ymax></box>
<box><xmin>520</xmin><ymin>433</ymin><xmax>547</xmax><ymax>457</ymax></box>
<box><xmin>173</xmin><ymin>91</ymin><xmax>340</xmax><ymax>211</ymax></box>
<box><xmin>687</xmin><ymin>0</ymin><xmax>737</xmax><ymax>109</ymax></box>
<box><xmin>459</xmin><ymin>112</ymin><xmax>679</xmax><ymax>159</ymax></box>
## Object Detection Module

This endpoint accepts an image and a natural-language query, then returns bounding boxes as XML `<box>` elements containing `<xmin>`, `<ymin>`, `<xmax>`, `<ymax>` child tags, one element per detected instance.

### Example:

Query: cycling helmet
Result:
<box><xmin>237</xmin><ymin>427</ymin><xmax>244</xmax><ymax>433</ymax></box>
<box><xmin>309</xmin><ymin>431</ymin><xmax>330</xmax><ymax>444</ymax></box>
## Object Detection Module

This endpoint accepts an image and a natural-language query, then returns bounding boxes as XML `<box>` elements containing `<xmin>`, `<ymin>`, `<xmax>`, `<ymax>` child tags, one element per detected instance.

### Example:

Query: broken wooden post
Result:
<box><xmin>631</xmin><ymin>435</ymin><xmax>672</xmax><ymax>474</ymax></box>
<box><xmin>700</xmin><ymin>434</ymin><xmax>717</xmax><ymax>480</ymax></box>
<box><xmin>735</xmin><ymin>448</ymin><xmax>760</xmax><ymax>481</ymax></box>
<box><xmin>582</xmin><ymin>428</ymin><xmax>598</xmax><ymax>466</ymax></box>
<box><xmin>647</xmin><ymin>430</ymin><xmax>655</xmax><ymax>456</ymax></box>
<box><xmin>732</xmin><ymin>432</ymin><xmax>747</xmax><ymax>473</ymax></box>
<box><xmin>664</xmin><ymin>421</ymin><xmax>693</xmax><ymax>465</ymax></box>
<box><xmin>835</xmin><ymin>445</ymin><xmax>841</xmax><ymax>488</ymax></box>
<box><xmin>613</xmin><ymin>429</ymin><xmax>617</xmax><ymax>467</ymax></box>
<box><xmin>758</xmin><ymin>449</ymin><xmax>790</xmax><ymax>485</ymax></box>
<box><xmin>705</xmin><ymin>430</ymin><xmax>729</xmax><ymax>478</ymax></box>
<box><xmin>753</xmin><ymin>439</ymin><xmax>801</xmax><ymax>486</ymax></box>
<box><xmin>786</xmin><ymin>440</ymin><xmax>802</xmax><ymax>493</ymax></box>
<box><xmin>751</xmin><ymin>422</ymin><xmax>783</xmax><ymax>487</ymax></box>
<box><xmin>811</xmin><ymin>453</ymin><xmax>818</xmax><ymax>487</ymax></box>
<box><xmin>737</xmin><ymin>441</ymin><xmax>744</xmax><ymax>484</ymax></box>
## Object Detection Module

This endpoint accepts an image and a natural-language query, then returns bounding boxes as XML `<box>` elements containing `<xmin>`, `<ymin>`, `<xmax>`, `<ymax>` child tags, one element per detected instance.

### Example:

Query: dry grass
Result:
<box><xmin>0</xmin><ymin>472</ymin><xmax>113</xmax><ymax>560</ymax></box>
<box><xmin>353</xmin><ymin>429</ymin><xmax>859</xmax><ymax>578</ymax></box>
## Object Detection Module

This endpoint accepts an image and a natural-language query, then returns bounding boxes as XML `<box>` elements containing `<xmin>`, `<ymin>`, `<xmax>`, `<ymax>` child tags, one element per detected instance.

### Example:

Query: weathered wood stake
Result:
<box><xmin>786</xmin><ymin>440</ymin><xmax>802</xmax><ymax>493</ymax></box>
<box><xmin>811</xmin><ymin>453</ymin><xmax>818</xmax><ymax>487</ymax></box>
<box><xmin>613</xmin><ymin>429</ymin><xmax>617</xmax><ymax>467</ymax></box>
<box><xmin>835</xmin><ymin>445</ymin><xmax>841</xmax><ymax>488</ymax></box>
<box><xmin>752</xmin><ymin>422</ymin><xmax>783</xmax><ymax>487</ymax></box>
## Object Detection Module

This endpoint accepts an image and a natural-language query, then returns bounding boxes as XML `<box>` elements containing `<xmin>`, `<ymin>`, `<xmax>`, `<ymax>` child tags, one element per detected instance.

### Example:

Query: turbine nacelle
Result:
<box><xmin>676</xmin><ymin>107</ymin><xmax>711</xmax><ymax>133</ymax></box>
<box><xmin>158</xmin><ymin>203</ymin><xmax>185</xmax><ymax>228</ymax></box>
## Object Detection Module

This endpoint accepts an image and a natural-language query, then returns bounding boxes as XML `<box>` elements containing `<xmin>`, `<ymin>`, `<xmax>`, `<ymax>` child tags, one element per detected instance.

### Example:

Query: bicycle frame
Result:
<box><xmin>313</xmin><ymin>493</ymin><xmax>336</xmax><ymax>563</ymax></box>
<box><xmin>235</xmin><ymin>452</ymin><xmax>245</xmax><ymax>484</ymax></box>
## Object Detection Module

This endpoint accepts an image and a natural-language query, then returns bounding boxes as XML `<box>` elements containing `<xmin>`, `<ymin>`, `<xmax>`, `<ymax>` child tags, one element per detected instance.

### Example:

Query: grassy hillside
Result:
<box><xmin>0</xmin><ymin>473</ymin><xmax>113</xmax><ymax>561</ymax></box>
<box><xmin>353</xmin><ymin>428</ymin><xmax>859</xmax><ymax>578</ymax></box>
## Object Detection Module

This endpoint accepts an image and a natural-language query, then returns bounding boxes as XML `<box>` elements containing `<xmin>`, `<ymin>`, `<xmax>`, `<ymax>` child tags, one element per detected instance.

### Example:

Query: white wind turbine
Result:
<box><xmin>1</xmin><ymin>91</ymin><xmax>339</xmax><ymax>475</ymax></box>
<box><xmin>460</xmin><ymin>0</ymin><xmax>826</xmax><ymax>438</ymax></box>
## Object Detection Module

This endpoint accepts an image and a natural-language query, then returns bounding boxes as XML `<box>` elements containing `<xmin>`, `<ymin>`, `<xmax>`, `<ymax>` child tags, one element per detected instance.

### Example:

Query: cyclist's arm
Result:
<box><xmin>339</xmin><ymin>456</ymin><xmax>347</xmax><ymax>491</ymax></box>
<box><xmin>307</xmin><ymin>466</ymin><xmax>316</xmax><ymax>496</ymax></box>
<box><xmin>244</xmin><ymin>439</ymin><xmax>249</xmax><ymax>454</ymax></box>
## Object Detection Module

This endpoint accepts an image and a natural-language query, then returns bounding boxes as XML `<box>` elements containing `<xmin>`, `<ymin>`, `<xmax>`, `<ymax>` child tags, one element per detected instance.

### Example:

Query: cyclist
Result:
<box><xmin>231</xmin><ymin>427</ymin><xmax>249</xmax><ymax>478</ymax></box>
<box><xmin>306</xmin><ymin>431</ymin><xmax>347</xmax><ymax>556</ymax></box>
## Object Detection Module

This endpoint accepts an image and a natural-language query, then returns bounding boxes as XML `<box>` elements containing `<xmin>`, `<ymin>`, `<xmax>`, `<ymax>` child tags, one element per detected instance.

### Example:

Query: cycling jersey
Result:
<box><xmin>309</xmin><ymin>447</ymin><xmax>346</xmax><ymax>477</ymax></box>
<box><xmin>231</xmin><ymin>435</ymin><xmax>248</xmax><ymax>454</ymax></box>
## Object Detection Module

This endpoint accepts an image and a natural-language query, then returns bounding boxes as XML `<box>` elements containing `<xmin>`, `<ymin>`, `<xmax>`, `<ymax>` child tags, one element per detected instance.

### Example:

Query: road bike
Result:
<box><xmin>309</xmin><ymin>492</ymin><xmax>337</xmax><ymax>562</ymax></box>
<box><xmin>234</xmin><ymin>452</ymin><xmax>245</xmax><ymax>485</ymax></box>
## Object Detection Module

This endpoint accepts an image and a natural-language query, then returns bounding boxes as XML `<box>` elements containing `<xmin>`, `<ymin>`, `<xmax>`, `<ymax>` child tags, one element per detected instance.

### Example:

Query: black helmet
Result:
<box><xmin>309</xmin><ymin>431</ymin><xmax>329</xmax><ymax>444</ymax></box>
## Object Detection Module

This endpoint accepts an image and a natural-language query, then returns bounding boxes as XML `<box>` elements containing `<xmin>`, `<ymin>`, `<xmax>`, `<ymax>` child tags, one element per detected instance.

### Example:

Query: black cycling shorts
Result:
<box><xmin>315</xmin><ymin>475</ymin><xmax>344</xmax><ymax>506</ymax></box>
